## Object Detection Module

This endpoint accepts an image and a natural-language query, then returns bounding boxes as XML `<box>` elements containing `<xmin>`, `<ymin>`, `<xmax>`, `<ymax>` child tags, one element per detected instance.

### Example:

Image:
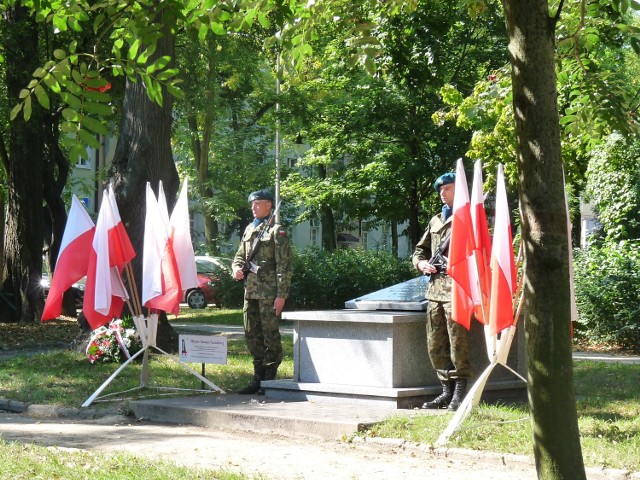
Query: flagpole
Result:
<box><xmin>124</xmin><ymin>263</ymin><xmax>143</xmax><ymax>317</ymax></box>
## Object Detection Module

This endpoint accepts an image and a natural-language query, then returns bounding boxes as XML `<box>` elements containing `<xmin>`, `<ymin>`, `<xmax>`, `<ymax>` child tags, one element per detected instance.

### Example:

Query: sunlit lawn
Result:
<box><xmin>0</xmin><ymin>439</ymin><xmax>248</xmax><ymax>480</ymax></box>
<box><xmin>1</xmin><ymin>312</ymin><xmax>638</xmax><ymax>473</ymax></box>
<box><xmin>364</xmin><ymin>361</ymin><xmax>640</xmax><ymax>472</ymax></box>
<box><xmin>0</xmin><ymin>336</ymin><xmax>293</xmax><ymax>407</ymax></box>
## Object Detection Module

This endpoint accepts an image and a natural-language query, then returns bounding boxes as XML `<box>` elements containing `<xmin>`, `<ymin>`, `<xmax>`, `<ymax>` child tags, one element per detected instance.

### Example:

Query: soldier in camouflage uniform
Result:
<box><xmin>412</xmin><ymin>172</ymin><xmax>472</xmax><ymax>411</ymax></box>
<box><xmin>232</xmin><ymin>189</ymin><xmax>292</xmax><ymax>395</ymax></box>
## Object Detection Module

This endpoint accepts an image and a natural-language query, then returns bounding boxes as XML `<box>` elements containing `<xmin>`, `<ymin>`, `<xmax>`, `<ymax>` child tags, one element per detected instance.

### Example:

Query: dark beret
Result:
<box><xmin>434</xmin><ymin>173</ymin><xmax>456</xmax><ymax>192</ymax></box>
<box><xmin>248</xmin><ymin>189</ymin><xmax>275</xmax><ymax>203</ymax></box>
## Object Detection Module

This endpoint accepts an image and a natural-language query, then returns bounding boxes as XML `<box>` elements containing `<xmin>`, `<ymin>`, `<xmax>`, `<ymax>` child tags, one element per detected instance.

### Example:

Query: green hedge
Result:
<box><xmin>573</xmin><ymin>240</ymin><xmax>640</xmax><ymax>350</ymax></box>
<box><xmin>288</xmin><ymin>248</ymin><xmax>418</xmax><ymax>310</ymax></box>
<box><xmin>218</xmin><ymin>248</ymin><xmax>419</xmax><ymax>311</ymax></box>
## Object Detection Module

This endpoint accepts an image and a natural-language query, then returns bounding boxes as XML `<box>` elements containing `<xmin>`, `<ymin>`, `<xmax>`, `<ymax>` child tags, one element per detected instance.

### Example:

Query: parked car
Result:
<box><xmin>183</xmin><ymin>256</ymin><xmax>230</xmax><ymax>309</ymax></box>
<box><xmin>40</xmin><ymin>274</ymin><xmax>85</xmax><ymax>310</ymax></box>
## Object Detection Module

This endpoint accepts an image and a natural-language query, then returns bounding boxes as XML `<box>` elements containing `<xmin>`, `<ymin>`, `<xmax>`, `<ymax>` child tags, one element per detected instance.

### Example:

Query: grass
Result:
<box><xmin>0</xmin><ymin>338</ymin><xmax>294</xmax><ymax>407</ymax></box>
<box><xmin>0</xmin><ymin>439</ymin><xmax>247</xmax><ymax>480</ymax></box>
<box><xmin>1</xmin><ymin>311</ymin><xmax>639</xmax><ymax>474</ymax></box>
<box><xmin>169</xmin><ymin>307</ymin><xmax>244</xmax><ymax>326</ymax></box>
<box><xmin>362</xmin><ymin>361</ymin><xmax>640</xmax><ymax>472</ymax></box>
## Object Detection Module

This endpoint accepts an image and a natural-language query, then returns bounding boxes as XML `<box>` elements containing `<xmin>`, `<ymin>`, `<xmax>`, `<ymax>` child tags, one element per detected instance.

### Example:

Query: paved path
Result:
<box><xmin>0</xmin><ymin>412</ymin><xmax>542</xmax><ymax>480</ymax></box>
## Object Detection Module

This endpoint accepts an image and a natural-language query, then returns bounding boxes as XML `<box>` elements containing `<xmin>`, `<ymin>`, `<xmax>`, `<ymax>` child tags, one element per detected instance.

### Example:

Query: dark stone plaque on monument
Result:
<box><xmin>344</xmin><ymin>275</ymin><xmax>429</xmax><ymax>311</ymax></box>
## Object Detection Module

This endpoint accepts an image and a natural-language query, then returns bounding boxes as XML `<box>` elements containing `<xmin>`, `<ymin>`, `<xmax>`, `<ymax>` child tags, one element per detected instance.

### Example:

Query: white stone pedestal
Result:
<box><xmin>263</xmin><ymin>309</ymin><xmax>527</xmax><ymax>409</ymax></box>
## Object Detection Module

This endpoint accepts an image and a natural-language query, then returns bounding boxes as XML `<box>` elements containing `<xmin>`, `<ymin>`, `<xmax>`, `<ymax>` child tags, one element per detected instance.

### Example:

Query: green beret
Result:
<box><xmin>434</xmin><ymin>172</ymin><xmax>456</xmax><ymax>192</ymax></box>
<box><xmin>248</xmin><ymin>189</ymin><xmax>275</xmax><ymax>203</ymax></box>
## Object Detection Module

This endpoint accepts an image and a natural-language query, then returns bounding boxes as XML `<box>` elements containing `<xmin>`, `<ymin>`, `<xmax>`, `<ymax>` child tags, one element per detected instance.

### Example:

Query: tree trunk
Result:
<box><xmin>391</xmin><ymin>220</ymin><xmax>398</xmax><ymax>257</ymax></box>
<box><xmin>188</xmin><ymin>36</ymin><xmax>220</xmax><ymax>254</ymax></box>
<box><xmin>109</xmin><ymin>23</ymin><xmax>179</xmax><ymax>352</ymax></box>
<box><xmin>503</xmin><ymin>1</ymin><xmax>586</xmax><ymax>478</ymax></box>
<box><xmin>407</xmin><ymin>180</ymin><xmax>421</xmax><ymax>251</ymax></box>
<box><xmin>320</xmin><ymin>206</ymin><xmax>337</xmax><ymax>251</ymax></box>
<box><xmin>1</xmin><ymin>5</ymin><xmax>45</xmax><ymax>323</ymax></box>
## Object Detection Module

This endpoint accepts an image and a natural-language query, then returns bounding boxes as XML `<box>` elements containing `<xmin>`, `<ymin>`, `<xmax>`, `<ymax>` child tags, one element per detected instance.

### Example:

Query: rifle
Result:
<box><xmin>242</xmin><ymin>200</ymin><xmax>282</xmax><ymax>276</ymax></box>
<box><xmin>428</xmin><ymin>231</ymin><xmax>451</xmax><ymax>276</ymax></box>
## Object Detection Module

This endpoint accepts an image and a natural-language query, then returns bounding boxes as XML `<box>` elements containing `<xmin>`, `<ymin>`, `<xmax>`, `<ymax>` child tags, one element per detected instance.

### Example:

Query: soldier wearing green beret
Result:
<box><xmin>232</xmin><ymin>189</ymin><xmax>292</xmax><ymax>395</ymax></box>
<box><xmin>412</xmin><ymin>172</ymin><xmax>472</xmax><ymax>411</ymax></box>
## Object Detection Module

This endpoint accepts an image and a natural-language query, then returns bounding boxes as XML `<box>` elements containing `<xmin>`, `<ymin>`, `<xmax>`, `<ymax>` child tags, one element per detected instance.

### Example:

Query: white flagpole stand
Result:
<box><xmin>82</xmin><ymin>314</ymin><xmax>225</xmax><ymax>408</ymax></box>
<box><xmin>436</xmin><ymin>320</ymin><xmax>526</xmax><ymax>446</ymax></box>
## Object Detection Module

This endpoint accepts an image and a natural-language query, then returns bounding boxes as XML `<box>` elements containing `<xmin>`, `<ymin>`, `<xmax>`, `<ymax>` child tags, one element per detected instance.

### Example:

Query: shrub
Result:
<box><xmin>218</xmin><ymin>248</ymin><xmax>418</xmax><ymax>311</ymax></box>
<box><xmin>218</xmin><ymin>270</ymin><xmax>245</xmax><ymax>309</ymax></box>
<box><xmin>288</xmin><ymin>248</ymin><xmax>418</xmax><ymax>310</ymax></box>
<box><xmin>573</xmin><ymin>240</ymin><xmax>640</xmax><ymax>351</ymax></box>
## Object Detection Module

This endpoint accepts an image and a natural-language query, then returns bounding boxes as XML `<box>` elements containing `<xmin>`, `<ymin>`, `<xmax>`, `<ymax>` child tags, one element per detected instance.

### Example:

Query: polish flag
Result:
<box><xmin>448</xmin><ymin>159</ymin><xmax>476</xmax><ymax>330</ymax></box>
<box><xmin>42</xmin><ymin>196</ymin><xmax>95</xmax><ymax>321</ymax></box>
<box><xmin>107</xmin><ymin>186</ymin><xmax>136</xmax><ymax>266</ymax></box>
<box><xmin>470</xmin><ymin>160</ymin><xmax>492</xmax><ymax>323</ymax></box>
<box><xmin>488</xmin><ymin>164</ymin><xmax>517</xmax><ymax>335</ymax></box>
<box><xmin>142</xmin><ymin>182</ymin><xmax>182</xmax><ymax>315</ymax></box>
<box><xmin>83</xmin><ymin>189</ymin><xmax>134</xmax><ymax>330</ymax></box>
<box><xmin>169</xmin><ymin>178</ymin><xmax>198</xmax><ymax>291</ymax></box>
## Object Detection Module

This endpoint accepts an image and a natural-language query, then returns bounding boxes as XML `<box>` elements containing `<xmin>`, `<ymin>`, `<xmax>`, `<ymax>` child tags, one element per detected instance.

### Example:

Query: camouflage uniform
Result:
<box><xmin>412</xmin><ymin>212</ymin><xmax>472</xmax><ymax>382</ymax></box>
<box><xmin>232</xmin><ymin>219</ymin><xmax>292</xmax><ymax>373</ymax></box>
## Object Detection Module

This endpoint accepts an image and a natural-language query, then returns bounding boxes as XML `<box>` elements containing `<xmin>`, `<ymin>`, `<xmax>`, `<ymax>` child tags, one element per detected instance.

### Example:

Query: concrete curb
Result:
<box><xmin>0</xmin><ymin>397</ymin><xmax>122</xmax><ymax>419</ymax></box>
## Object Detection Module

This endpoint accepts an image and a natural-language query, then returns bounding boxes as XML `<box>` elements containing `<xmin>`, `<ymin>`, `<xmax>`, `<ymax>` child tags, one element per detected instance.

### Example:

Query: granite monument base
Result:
<box><xmin>264</xmin><ymin>309</ymin><xmax>527</xmax><ymax>409</ymax></box>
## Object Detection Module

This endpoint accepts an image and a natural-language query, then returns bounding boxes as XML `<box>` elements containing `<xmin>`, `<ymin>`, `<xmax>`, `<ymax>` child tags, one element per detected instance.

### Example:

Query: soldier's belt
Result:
<box><xmin>255</xmin><ymin>263</ymin><xmax>276</xmax><ymax>273</ymax></box>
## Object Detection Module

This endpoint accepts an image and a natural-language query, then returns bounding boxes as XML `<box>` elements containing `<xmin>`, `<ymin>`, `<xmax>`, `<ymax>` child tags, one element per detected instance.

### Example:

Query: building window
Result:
<box><xmin>77</xmin><ymin>156</ymin><xmax>92</xmax><ymax>169</ymax></box>
<box><xmin>309</xmin><ymin>219</ymin><xmax>320</xmax><ymax>246</ymax></box>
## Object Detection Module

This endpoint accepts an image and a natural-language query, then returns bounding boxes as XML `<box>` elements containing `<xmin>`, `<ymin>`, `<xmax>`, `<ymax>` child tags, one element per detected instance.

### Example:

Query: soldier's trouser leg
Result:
<box><xmin>243</xmin><ymin>298</ymin><xmax>283</xmax><ymax>371</ymax></box>
<box><xmin>258</xmin><ymin>298</ymin><xmax>283</xmax><ymax>372</ymax></box>
<box><xmin>427</xmin><ymin>300</ymin><xmax>472</xmax><ymax>382</ymax></box>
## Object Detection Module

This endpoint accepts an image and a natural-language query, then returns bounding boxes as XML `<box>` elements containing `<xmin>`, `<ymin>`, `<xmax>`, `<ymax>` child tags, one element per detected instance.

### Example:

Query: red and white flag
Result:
<box><xmin>107</xmin><ymin>186</ymin><xmax>136</xmax><ymax>266</ymax></box>
<box><xmin>488</xmin><ymin>164</ymin><xmax>517</xmax><ymax>335</ymax></box>
<box><xmin>448</xmin><ymin>159</ymin><xmax>476</xmax><ymax>330</ymax></box>
<box><xmin>42</xmin><ymin>196</ymin><xmax>95</xmax><ymax>321</ymax></box>
<box><xmin>142</xmin><ymin>182</ymin><xmax>181</xmax><ymax>315</ymax></box>
<box><xmin>84</xmin><ymin>189</ymin><xmax>135</xmax><ymax>330</ymax></box>
<box><xmin>470</xmin><ymin>160</ymin><xmax>492</xmax><ymax>323</ymax></box>
<box><xmin>169</xmin><ymin>178</ymin><xmax>198</xmax><ymax>291</ymax></box>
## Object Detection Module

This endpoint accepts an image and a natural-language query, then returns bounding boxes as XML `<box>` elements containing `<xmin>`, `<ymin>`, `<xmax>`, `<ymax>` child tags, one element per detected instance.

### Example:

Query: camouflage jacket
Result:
<box><xmin>232</xmin><ymin>220</ymin><xmax>292</xmax><ymax>300</ymax></box>
<box><xmin>411</xmin><ymin>212</ymin><xmax>452</xmax><ymax>302</ymax></box>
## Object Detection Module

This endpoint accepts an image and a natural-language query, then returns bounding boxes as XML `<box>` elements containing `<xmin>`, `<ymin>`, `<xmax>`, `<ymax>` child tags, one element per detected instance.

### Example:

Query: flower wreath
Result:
<box><xmin>86</xmin><ymin>317</ymin><xmax>142</xmax><ymax>364</ymax></box>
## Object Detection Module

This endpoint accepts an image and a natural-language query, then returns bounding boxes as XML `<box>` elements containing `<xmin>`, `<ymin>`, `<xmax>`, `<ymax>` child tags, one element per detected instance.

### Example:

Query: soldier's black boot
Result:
<box><xmin>257</xmin><ymin>364</ymin><xmax>278</xmax><ymax>396</ymax></box>
<box><xmin>447</xmin><ymin>379</ymin><xmax>468</xmax><ymax>411</ymax></box>
<box><xmin>422</xmin><ymin>380</ymin><xmax>454</xmax><ymax>409</ymax></box>
<box><xmin>238</xmin><ymin>366</ymin><xmax>265</xmax><ymax>394</ymax></box>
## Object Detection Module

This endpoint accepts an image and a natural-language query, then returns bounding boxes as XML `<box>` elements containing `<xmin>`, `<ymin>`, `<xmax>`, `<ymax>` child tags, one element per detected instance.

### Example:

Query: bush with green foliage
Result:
<box><xmin>573</xmin><ymin>240</ymin><xmax>640</xmax><ymax>351</ymax></box>
<box><xmin>218</xmin><ymin>269</ymin><xmax>245</xmax><ymax>309</ymax></box>
<box><xmin>584</xmin><ymin>133</ymin><xmax>640</xmax><ymax>242</ymax></box>
<box><xmin>218</xmin><ymin>248</ymin><xmax>418</xmax><ymax>311</ymax></box>
<box><xmin>288</xmin><ymin>248</ymin><xmax>418</xmax><ymax>310</ymax></box>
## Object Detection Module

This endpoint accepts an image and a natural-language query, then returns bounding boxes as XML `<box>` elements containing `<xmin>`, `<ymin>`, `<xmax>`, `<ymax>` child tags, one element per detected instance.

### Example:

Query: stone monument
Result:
<box><xmin>264</xmin><ymin>275</ymin><xmax>527</xmax><ymax>409</ymax></box>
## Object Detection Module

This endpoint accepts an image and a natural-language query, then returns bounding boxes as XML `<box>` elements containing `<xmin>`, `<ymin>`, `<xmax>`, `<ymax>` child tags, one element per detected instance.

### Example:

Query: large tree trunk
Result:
<box><xmin>188</xmin><ymin>36</ymin><xmax>220</xmax><ymax>254</ymax></box>
<box><xmin>108</xmin><ymin>24</ymin><xmax>179</xmax><ymax>352</ymax></box>
<box><xmin>0</xmin><ymin>5</ymin><xmax>45</xmax><ymax>323</ymax></box>
<box><xmin>503</xmin><ymin>1</ymin><xmax>586</xmax><ymax>478</ymax></box>
<box><xmin>407</xmin><ymin>180</ymin><xmax>421</xmax><ymax>250</ymax></box>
